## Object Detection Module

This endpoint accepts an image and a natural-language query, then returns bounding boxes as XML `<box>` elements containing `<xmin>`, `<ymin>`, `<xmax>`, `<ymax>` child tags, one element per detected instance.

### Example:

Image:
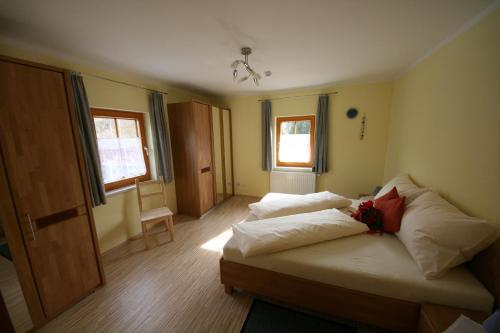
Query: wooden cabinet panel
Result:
<box><xmin>194</xmin><ymin>102</ymin><xmax>215</xmax><ymax>214</ymax></box>
<box><xmin>168</xmin><ymin>102</ymin><xmax>200</xmax><ymax>216</ymax></box>
<box><xmin>199</xmin><ymin>172</ymin><xmax>215</xmax><ymax>215</ymax></box>
<box><xmin>0</xmin><ymin>58</ymin><xmax>102</xmax><ymax>320</ymax></box>
<box><xmin>211</xmin><ymin>107</ymin><xmax>235</xmax><ymax>202</ymax></box>
<box><xmin>222</xmin><ymin>109</ymin><xmax>234</xmax><ymax>196</ymax></box>
<box><xmin>0</xmin><ymin>153</ymin><xmax>45</xmax><ymax>325</ymax></box>
<box><xmin>194</xmin><ymin>102</ymin><xmax>212</xmax><ymax>170</ymax></box>
<box><xmin>0</xmin><ymin>61</ymin><xmax>85</xmax><ymax>220</ymax></box>
<box><xmin>168</xmin><ymin>101</ymin><xmax>215</xmax><ymax>217</ymax></box>
<box><xmin>25</xmin><ymin>213</ymin><xmax>100</xmax><ymax>316</ymax></box>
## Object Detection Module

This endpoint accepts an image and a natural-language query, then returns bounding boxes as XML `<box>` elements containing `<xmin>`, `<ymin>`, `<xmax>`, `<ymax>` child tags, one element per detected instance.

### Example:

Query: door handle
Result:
<box><xmin>26</xmin><ymin>213</ymin><xmax>36</xmax><ymax>241</ymax></box>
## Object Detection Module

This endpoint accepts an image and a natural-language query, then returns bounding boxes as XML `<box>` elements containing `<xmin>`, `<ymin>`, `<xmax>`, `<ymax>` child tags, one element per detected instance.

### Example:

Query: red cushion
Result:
<box><xmin>376</xmin><ymin>196</ymin><xmax>406</xmax><ymax>233</ymax></box>
<box><xmin>375</xmin><ymin>186</ymin><xmax>399</xmax><ymax>204</ymax></box>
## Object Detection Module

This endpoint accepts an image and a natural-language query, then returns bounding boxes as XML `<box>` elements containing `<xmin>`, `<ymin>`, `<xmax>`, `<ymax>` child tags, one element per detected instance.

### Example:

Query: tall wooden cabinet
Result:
<box><xmin>0</xmin><ymin>56</ymin><xmax>104</xmax><ymax>326</ymax></box>
<box><xmin>168</xmin><ymin>101</ymin><xmax>216</xmax><ymax>217</ymax></box>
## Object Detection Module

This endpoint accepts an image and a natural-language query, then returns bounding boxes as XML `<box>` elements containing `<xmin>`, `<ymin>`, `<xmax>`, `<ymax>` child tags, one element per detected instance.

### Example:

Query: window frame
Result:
<box><xmin>276</xmin><ymin>115</ymin><xmax>316</xmax><ymax>168</ymax></box>
<box><xmin>91</xmin><ymin>108</ymin><xmax>151</xmax><ymax>191</ymax></box>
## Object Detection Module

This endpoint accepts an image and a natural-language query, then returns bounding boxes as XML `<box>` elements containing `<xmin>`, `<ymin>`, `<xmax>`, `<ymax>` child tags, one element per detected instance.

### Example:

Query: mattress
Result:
<box><xmin>224</xmin><ymin>193</ymin><xmax>494</xmax><ymax>313</ymax></box>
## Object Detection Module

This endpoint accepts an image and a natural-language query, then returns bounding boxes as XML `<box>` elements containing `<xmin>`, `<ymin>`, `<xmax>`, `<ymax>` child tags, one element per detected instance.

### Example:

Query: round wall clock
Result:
<box><xmin>346</xmin><ymin>108</ymin><xmax>358</xmax><ymax>119</ymax></box>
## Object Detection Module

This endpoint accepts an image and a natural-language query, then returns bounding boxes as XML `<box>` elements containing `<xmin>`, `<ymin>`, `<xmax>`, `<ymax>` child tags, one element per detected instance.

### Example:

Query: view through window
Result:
<box><xmin>276</xmin><ymin>115</ymin><xmax>315</xmax><ymax>167</ymax></box>
<box><xmin>92</xmin><ymin>109</ymin><xmax>150</xmax><ymax>190</ymax></box>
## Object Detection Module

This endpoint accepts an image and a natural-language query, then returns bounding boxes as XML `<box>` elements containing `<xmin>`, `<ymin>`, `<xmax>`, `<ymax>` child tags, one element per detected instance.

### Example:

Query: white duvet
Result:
<box><xmin>248</xmin><ymin>191</ymin><xmax>351</xmax><ymax>220</ymax></box>
<box><xmin>232</xmin><ymin>209</ymin><xmax>368</xmax><ymax>257</ymax></box>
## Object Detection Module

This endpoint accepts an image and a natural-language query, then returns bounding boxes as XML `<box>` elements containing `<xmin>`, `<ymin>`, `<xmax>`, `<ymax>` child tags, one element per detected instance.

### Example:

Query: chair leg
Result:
<box><xmin>169</xmin><ymin>216</ymin><xmax>175</xmax><ymax>241</ymax></box>
<box><xmin>163</xmin><ymin>218</ymin><xmax>169</xmax><ymax>233</ymax></box>
<box><xmin>142</xmin><ymin>223</ymin><xmax>150</xmax><ymax>250</ymax></box>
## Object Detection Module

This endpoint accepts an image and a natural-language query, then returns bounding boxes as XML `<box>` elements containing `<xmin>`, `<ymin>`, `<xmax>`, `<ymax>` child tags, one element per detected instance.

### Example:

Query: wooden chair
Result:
<box><xmin>135</xmin><ymin>176</ymin><xmax>174</xmax><ymax>249</ymax></box>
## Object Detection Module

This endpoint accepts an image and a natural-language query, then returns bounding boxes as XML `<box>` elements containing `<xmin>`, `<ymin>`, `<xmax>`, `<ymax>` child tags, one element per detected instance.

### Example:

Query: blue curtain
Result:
<box><xmin>70</xmin><ymin>73</ymin><xmax>107</xmax><ymax>206</ymax></box>
<box><xmin>313</xmin><ymin>95</ymin><xmax>328</xmax><ymax>173</ymax></box>
<box><xmin>150</xmin><ymin>92</ymin><xmax>173</xmax><ymax>183</ymax></box>
<box><xmin>261</xmin><ymin>100</ymin><xmax>272</xmax><ymax>171</ymax></box>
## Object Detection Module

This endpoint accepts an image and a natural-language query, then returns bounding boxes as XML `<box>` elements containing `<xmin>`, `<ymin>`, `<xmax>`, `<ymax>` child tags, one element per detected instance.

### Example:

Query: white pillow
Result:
<box><xmin>375</xmin><ymin>174</ymin><xmax>428</xmax><ymax>204</ymax></box>
<box><xmin>248</xmin><ymin>191</ymin><xmax>351</xmax><ymax>220</ymax></box>
<box><xmin>232</xmin><ymin>209</ymin><xmax>368</xmax><ymax>257</ymax></box>
<box><xmin>396</xmin><ymin>191</ymin><xmax>498</xmax><ymax>279</ymax></box>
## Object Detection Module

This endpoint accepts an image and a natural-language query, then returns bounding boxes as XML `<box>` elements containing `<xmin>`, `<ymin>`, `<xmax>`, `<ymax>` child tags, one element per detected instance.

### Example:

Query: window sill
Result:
<box><xmin>105</xmin><ymin>184</ymin><xmax>136</xmax><ymax>197</ymax></box>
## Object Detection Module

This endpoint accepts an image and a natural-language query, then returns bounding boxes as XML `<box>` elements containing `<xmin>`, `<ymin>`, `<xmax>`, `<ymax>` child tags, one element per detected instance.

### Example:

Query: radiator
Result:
<box><xmin>270</xmin><ymin>171</ymin><xmax>316</xmax><ymax>194</ymax></box>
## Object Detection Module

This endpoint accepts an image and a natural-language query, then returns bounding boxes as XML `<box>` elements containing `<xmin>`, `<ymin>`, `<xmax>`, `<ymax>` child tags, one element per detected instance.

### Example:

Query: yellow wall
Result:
<box><xmin>384</xmin><ymin>8</ymin><xmax>500</xmax><ymax>223</ymax></box>
<box><xmin>221</xmin><ymin>82</ymin><xmax>394</xmax><ymax>199</ymax></box>
<box><xmin>0</xmin><ymin>43</ymin><xmax>214</xmax><ymax>252</ymax></box>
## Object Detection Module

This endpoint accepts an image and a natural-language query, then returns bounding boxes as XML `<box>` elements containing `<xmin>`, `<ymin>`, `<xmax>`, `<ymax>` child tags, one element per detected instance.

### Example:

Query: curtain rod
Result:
<box><xmin>258</xmin><ymin>91</ymin><xmax>338</xmax><ymax>102</ymax></box>
<box><xmin>79</xmin><ymin>72</ymin><xmax>168</xmax><ymax>95</ymax></box>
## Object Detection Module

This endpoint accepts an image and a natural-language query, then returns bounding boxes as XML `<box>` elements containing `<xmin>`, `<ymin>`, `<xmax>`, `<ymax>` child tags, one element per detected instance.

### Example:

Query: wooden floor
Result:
<box><xmin>37</xmin><ymin>195</ymin><xmax>388</xmax><ymax>333</ymax></box>
<box><xmin>38</xmin><ymin>195</ymin><xmax>256</xmax><ymax>333</ymax></box>
<box><xmin>0</xmin><ymin>255</ymin><xmax>33</xmax><ymax>332</ymax></box>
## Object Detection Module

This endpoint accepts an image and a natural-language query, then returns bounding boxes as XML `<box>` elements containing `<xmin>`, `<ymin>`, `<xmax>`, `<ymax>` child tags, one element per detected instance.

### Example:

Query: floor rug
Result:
<box><xmin>241</xmin><ymin>299</ymin><xmax>357</xmax><ymax>333</ymax></box>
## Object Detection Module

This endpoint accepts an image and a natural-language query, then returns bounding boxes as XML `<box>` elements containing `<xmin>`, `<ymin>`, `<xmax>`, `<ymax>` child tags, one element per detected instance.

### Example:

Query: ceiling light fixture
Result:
<box><xmin>231</xmin><ymin>47</ymin><xmax>262</xmax><ymax>86</ymax></box>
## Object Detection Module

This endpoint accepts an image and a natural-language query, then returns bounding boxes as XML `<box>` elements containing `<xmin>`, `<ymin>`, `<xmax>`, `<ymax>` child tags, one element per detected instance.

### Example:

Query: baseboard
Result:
<box><xmin>101</xmin><ymin>214</ymin><xmax>180</xmax><ymax>257</ymax></box>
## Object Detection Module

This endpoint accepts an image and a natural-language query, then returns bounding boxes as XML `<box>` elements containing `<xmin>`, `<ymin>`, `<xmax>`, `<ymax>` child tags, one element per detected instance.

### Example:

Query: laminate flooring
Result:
<box><xmin>37</xmin><ymin>195</ymin><xmax>387</xmax><ymax>333</ymax></box>
<box><xmin>38</xmin><ymin>196</ymin><xmax>255</xmax><ymax>333</ymax></box>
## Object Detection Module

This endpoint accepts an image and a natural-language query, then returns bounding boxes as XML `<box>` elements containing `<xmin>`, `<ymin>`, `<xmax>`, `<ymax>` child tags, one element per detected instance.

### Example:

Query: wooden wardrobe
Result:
<box><xmin>0</xmin><ymin>56</ymin><xmax>104</xmax><ymax>327</ymax></box>
<box><xmin>168</xmin><ymin>100</ymin><xmax>216</xmax><ymax>217</ymax></box>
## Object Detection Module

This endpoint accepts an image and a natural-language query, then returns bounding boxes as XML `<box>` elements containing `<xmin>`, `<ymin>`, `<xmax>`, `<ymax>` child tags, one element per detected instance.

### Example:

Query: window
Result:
<box><xmin>276</xmin><ymin>115</ymin><xmax>315</xmax><ymax>168</ymax></box>
<box><xmin>92</xmin><ymin>109</ymin><xmax>150</xmax><ymax>191</ymax></box>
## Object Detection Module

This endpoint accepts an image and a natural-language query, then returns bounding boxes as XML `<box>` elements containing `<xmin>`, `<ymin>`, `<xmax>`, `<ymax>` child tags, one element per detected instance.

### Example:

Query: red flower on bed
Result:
<box><xmin>351</xmin><ymin>200</ymin><xmax>383</xmax><ymax>234</ymax></box>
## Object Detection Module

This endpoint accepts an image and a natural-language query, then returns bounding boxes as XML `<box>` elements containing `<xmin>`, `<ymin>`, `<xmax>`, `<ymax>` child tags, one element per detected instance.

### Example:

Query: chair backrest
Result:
<box><xmin>135</xmin><ymin>176</ymin><xmax>167</xmax><ymax>212</ymax></box>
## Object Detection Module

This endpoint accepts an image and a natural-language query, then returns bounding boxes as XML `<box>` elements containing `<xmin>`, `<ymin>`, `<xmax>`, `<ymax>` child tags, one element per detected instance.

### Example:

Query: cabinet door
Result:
<box><xmin>222</xmin><ymin>109</ymin><xmax>234</xmax><ymax>196</ymax></box>
<box><xmin>0</xmin><ymin>60</ymin><xmax>100</xmax><ymax>317</ymax></box>
<box><xmin>193</xmin><ymin>102</ymin><xmax>215</xmax><ymax>214</ymax></box>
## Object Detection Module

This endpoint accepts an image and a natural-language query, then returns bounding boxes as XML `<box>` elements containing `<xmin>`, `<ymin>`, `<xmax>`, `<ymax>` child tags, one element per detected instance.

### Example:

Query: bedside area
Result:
<box><xmin>418</xmin><ymin>303</ymin><xmax>489</xmax><ymax>333</ymax></box>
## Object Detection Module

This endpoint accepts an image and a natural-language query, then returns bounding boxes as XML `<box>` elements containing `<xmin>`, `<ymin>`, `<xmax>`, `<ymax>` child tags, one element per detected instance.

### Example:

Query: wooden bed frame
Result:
<box><xmin>220</xmin><ymin>240</ymin><xmax>499</xmax><ymax>333</ymax></box>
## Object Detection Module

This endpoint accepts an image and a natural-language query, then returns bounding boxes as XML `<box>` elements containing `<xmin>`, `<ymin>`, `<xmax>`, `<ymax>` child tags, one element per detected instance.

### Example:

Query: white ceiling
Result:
<box><xmin>0</xmin><ymin>0</ymin><xmax>495</xmax><ymax>96</ymax></box>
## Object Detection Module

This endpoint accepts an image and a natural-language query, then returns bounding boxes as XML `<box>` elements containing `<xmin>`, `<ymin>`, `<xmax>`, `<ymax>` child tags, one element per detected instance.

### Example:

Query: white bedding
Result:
<box><xmin>232</xmin><ymin>209</ymin><xmax>368</xmax><ymax>257</ymax></box>
<box><xmin>223</xmin><ymin>193</ymin><xmax>494</xmax><ymax>313</ymax></box>
<box><xmin>248</xmin><ymin>191</ymin><xmax>351</xmax><ymax>220</ymax></box>
<box><xmin>246</xmin><ymin>192</ymin><xmax>359</xmax><ymax>221</ymax></box>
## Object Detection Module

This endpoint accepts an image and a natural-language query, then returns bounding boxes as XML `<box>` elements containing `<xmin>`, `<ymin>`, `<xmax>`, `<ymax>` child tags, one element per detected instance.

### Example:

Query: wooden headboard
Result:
<box><xmin>468</xmin><ymin>240</ymin><xmax>500</xmax><ymax>310</ymax></box>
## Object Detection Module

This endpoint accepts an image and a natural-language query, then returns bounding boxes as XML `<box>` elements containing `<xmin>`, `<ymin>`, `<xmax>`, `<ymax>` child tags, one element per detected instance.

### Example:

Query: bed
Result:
<box><xmin>220</xmin><ymin>193</ymin><xmax>499</xmax><ymax>333</ymax></box>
